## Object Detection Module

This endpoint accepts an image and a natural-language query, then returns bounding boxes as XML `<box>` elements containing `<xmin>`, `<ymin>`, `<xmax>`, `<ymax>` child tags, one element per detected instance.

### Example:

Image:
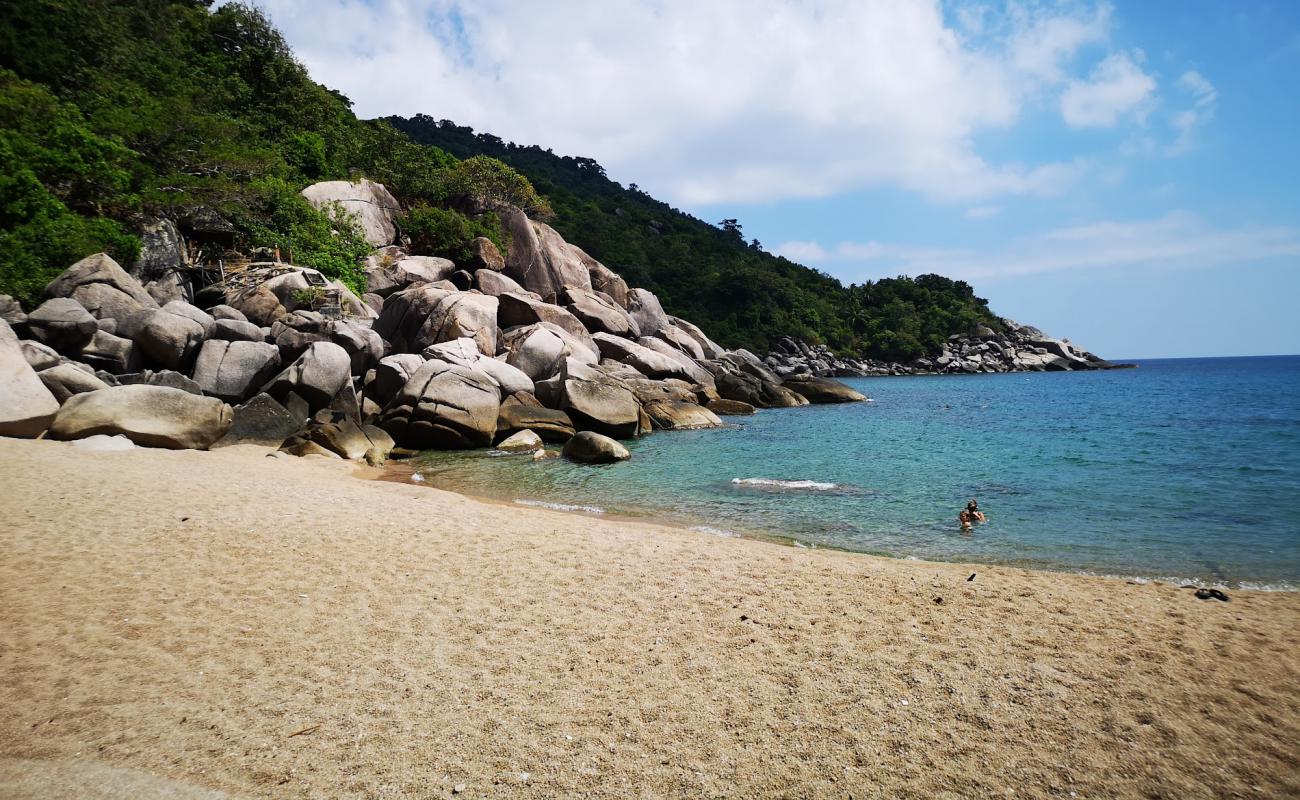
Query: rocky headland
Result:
<box><xmin>0</xmin><ymin>180</ymin><xmax>870</xmax><ymax>461</ymax></box>
<box><xmin>764</xmin><ymin>324</ymin><xmax>1132</xmax><ymax>379</ymax></box>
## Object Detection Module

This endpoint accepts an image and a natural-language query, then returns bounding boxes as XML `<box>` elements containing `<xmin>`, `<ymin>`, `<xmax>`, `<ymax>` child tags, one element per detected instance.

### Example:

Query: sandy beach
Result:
<box><xmin>1</xmin><ymin>437</ymin><xmax>1297</xmax><ymax>799</ymax></box>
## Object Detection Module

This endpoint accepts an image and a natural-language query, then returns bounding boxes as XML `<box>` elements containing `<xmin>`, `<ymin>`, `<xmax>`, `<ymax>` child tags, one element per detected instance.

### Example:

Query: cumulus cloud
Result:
<box><xmin>775</xmin><ymin>212</ymin><xmax>1300</xmax><ymax>281</ymax></box>
<box><xmin>254</xmin><ymin>0</ymin><xmax>1154</xmax><ymax>206</ymax></box>
<box><xmin>1060</xmin><ymin>52</ymin><xmax>1156</xmax><ymax>127</ymax></box>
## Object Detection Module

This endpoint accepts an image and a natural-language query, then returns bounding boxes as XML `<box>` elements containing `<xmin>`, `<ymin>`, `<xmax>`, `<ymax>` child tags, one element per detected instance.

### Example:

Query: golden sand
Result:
<box><xmin>1</xmin><ymin>437</ymin><xmax>1297</xmax><ymax>799</ymax></box>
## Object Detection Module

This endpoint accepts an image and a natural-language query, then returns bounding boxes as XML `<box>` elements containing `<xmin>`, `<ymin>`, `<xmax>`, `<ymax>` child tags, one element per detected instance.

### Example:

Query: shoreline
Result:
<box><xmin>377</xmin><ymin>455</ymin><xmax>1300</xmax><ymax>592</ymax></box>
<box><xmin>3</xmin><ymin>436</ymin><xmax>1298</xmax><ymax>798</ymax></box>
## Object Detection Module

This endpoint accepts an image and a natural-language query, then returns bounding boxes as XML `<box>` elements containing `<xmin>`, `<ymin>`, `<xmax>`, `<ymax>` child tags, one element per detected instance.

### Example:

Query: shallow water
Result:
<box><xmin>410</xmin><ymin>355</ymin><xmax>1300</xmax><ymax>588</ymax></box>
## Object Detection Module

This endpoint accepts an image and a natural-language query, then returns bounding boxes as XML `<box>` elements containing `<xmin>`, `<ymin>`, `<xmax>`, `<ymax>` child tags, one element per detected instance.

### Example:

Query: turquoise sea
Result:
<box><xmin>410</xmin><ymin>355</ymin><xmax>1300</xmax><ymax>589</ymax></box>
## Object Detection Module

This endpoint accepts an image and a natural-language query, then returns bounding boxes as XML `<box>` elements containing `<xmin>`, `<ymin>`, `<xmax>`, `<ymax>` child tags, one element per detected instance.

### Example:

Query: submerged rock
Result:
<box><xmin>562</xmin><ymin>431</ymin><xmax>631</xmax><ymax>463</ymax></box>
<box><xmin>496</xmin><ymin>429</ymin><xmax>543</xmax><ymax>453</ymax></box>
<box><xmin>781</xmin><ymin>376</ymin><xmax>866</xmax><ymax>403</ymax></box>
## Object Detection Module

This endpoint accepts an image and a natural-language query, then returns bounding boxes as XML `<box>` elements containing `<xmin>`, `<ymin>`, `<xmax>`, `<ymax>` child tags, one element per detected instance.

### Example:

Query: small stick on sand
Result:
<box><xmin>288</xmin><ymin>724</ymin><xmax>321</xmax><ymax>738</ymax></box>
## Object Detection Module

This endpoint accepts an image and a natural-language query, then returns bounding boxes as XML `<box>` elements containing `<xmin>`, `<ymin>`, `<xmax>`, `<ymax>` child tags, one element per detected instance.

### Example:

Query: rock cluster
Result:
<box><xmin>766</xmin><ymin>322</ymin><xmax>1128</xmax><ymax>379</ymax></box>
<box><xmin>0</xmin><ymin>180</ymin><xmax>865</xmax><ymax>463</ymax></box>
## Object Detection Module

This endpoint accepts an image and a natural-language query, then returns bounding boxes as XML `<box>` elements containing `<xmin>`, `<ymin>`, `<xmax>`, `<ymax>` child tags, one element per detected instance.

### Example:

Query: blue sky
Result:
<box><xmin>258</xmin><ymin>0</ymin><xmax>1300</xmax><ymax>358</ymax></box>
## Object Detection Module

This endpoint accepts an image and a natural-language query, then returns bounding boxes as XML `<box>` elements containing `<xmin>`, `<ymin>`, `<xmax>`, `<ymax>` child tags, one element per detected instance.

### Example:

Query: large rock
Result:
<box><xmin>562</xmin><ymin>431</ymin><xmax>630</xmax><ymax>463</ymax></box>
<box><xmin>497</xmin><ymin>292</ymin><xmax>595</xmax><ymax>350</ymax></box>
<box><xmin>0</xmin><ymin>319</ymin><xmax>60</xmax><ymax>437</ymax></box>
<box><xmin>270</xmin><ymin>310</ymin><xmax>329</xmax><ymax>362</ymax></box>
<box><xmin>416</xmin><ymin>292</ymin><xmax>498</xmax><ymax>356</ymax></box>
<box><xmin>642</xmin><ymin>399</ymin><xmax>723</xmax><ymax>431</ymax></box>
<box><xmin>301</xmin><ymin>179</ymin><xmax>402</xmax><ymax>247</ymax></box>
<box><xmin>473</xmin><ymin>270</ymin><xmax>531</xmax><ymax>298</ymax></box>
<box><xmin>44</xmin><ymin>253</ymin><xmax>159</xmax><ymax>323</ymax></box>
<box><xmin>365</xmin><ymin>254</ymin><xmax>456</xmax><ymax>297</ymax></box>
<box><xmin>218</xmin><ymin>265</ymin><xmax>375</xmax><ymax>326</ymax></box>
<box><xmin>192</xmin><ymin>340</ymin><xmax>282</xmax><ymax>403</ymax></box>
<box><xmin>562</xmin><ymin>370</ymin><xmax>641</xmax><ymax>439</ymax></box>
<box><xmin>262</xmin><ymin>268</ymin><xmax>375</xmax><ymax>320</ymax></box>
<box><xmin>38</xmin><ymin>363</ymin><xmax>110</xmax><ymax>404</ymax></box>
<box><xmin>133</xmin><ymin>309</ymin><xmax>205</xmax><ymax>370</ymax></box>
<box><xmin>373</xmin><ymin>283</ymin><xmax>453</xmax><ymax>354</ymax></box>
<box><xmin>329</xmin><ymin>321</ymin><xmax>385</xmax><ymax>376</ymax></box>
<box><xmin>587</xmin><ymin>262</ymin><xmax>630</xmax><ymax>307</ymax></box>
<box><xmin>309</xmin><ymin>418</ymin><xmax>377</xmax><ymax>460</ymax></box>
<box><xmin>259</xmin><ymin>341</ymin><xmax>351</xmax><ymax>410</ymax></box>
<box><xmin>48</xmin><ymin>385</ymin><xmax>233</xmax><ymax>449</ymax></box>
<box><xmin>380</xmin><ymin>362</ymin><xmax>501</xmax><ymax>449</ymax></box>
<box><xmin>0</xmin><ymin>295</ymin><xmax>28</xmax><ymax>331</ymax></box>
<box><xmin>501</xmin><ymin>206</ymin><xmax>593</xmax><ymax>303</ymax></box>
<box><xmin>625</xmin><ymin>288</ymin><xmax>668</xmax><ymax>337</ymax></box>
<box><xmin>564</xmin><ymin>287</ymin><xmax>640</xmax><ymax>338</ymax></box>
<box><xmin>27</xmin><ymin>298</ymin><xmax>99</xmax><ymax>353</ymax></box>
<box><xmin>131</xmin><ymin>218</ymin><xmax>185</xmax><ymax>283</ymax></box>
<box><xmin>781</xmin><ymin>376</ymin><xmax>867</xmax><ymax>403</ymax></box>
<box><xmin>592</xmin><ymin>333</ymin><xmax>708</xmax><ymax>384</ymax></box>
<box><xmin>368</xmin><ymin>353</ymin><xmax>425</xmax><ymax>407</ymax></box>
<box><xmin>78</xmin><ymin>330</ymin><xmax>141</xmax><ymax>374</ymax></box>
<box><xmin>161</xmin><ymin>300</ymin><xmax>215</xmax><ymax>338</ymax></box>
<box><xmin>496</xmin><ymin>394</ymin><xmax>575</xmax><ymax>442</ymax></box>
<box><xmin>211</xmin><ymin>318</ymin><xmax>265</xmax><ymax>342</ymax></box>
<box><xmin>636</xmin><ymin>336</ymin><xmax>714</xmax><ymax>385</ymax></box>
<box><xmin>468</xmin><ymin>237</ymin><xmax>505</xmax><ymax>271</ymax></box>
<box><xmin>707</xmin><ymin>398</ymin><xmax>755</xmax><ymax>416</ymax></box>
<box><xmin>715</xmin><ymin>369</ymin><xmax>808</xmax><ymax>409</ymax></box>
<box><xmin>655</xmin><ymin>323</ymin><xmax>706</xmax><ymax>361</ymax></box>
<box><xmin>501</xmin><ymin>323</ymin><xmax>599</xmax><ymax>382</ymax></box>
<box><xmin>210</xmin><ymin>305</ymin><xmax>248</xmax><ymax>322</ymax></box>
<box><xmin>423</xmin><ymin>338</ymin><xmax>534</xmax><ymax>396</ymax></box>
<box><xmin>668</xmin><ymin>316</ymin><xmax>725</xmax><ymax>359</ymax></box>
<box><xmin>19</xmin><ymin>340</ymin><xmax>60</xmax><ymax>372</ymax></box>
<box><xmin>116</xmin><ymin>369</ymin><xmax>202</xmax><ymax>395</ymax></box>
<box><xmin>212</xmin><ymin>393</ymin><xmax>305</xmax><ymax>448</ymax></box>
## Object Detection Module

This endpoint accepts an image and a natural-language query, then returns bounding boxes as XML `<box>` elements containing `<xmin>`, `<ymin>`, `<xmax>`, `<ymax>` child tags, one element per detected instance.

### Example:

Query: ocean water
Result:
<box><xmin>408</xmin><ymin>355</ymin><xmax>1300</xmax><ymax>588</ymax></box>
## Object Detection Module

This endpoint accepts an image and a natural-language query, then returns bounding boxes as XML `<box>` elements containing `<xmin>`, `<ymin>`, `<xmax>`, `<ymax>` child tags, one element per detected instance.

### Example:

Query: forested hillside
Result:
<box><xmin>1</xmin><ymin>0</ymin><xmax>1001</xmax><ymax>360</ymax></box>
<box><xmin>389</xmin><ymin>116</ymin><xmax>1003</xmax><ymax>359</ymax></box>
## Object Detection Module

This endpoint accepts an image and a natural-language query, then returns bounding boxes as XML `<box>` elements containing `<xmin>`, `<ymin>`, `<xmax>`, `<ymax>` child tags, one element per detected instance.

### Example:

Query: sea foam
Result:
<box><xmin>515</xmin><ymin>499</ymin><xmax>605</xmax><ymax>514</ymax></box>
<box><xmin>731</xmin><ymin>477</ymin><xmax>838</xmax><ymax>491</ymax></box>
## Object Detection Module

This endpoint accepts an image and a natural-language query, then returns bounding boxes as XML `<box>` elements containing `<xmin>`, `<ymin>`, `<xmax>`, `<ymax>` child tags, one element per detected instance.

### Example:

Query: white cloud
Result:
<box><xmin>1060</xmin><ymin>52</ymin><xmax>1156</xmax><ymax>127</ymax></box>
<box><xmin>775</xmin><ymin>212</ymin><xmax>1300</xmax><ymax>281</ymax></box>
<box><xmin>1167</xmin><ymin>69</ymin><xmax>1217</xmax><ymax>154</ymax></box>
<box><xmin>254</xmin><ymin>0</ymin><xmax>1143</xmax><ymax>206</ymax></box>
<box><xmin>964</xmin><ymin>205</ymin><xmax>1002</xmax><ymax>219</ymax></box>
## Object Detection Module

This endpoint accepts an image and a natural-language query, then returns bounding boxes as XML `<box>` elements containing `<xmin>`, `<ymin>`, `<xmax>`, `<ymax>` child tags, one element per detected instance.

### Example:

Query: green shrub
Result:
<box><xmin>437</xmin><ymin>155</ymin><xmax>553</xmax><ymax>219</ymax></box>
<box><xmin>238</xmin><ymin>177</ymin><xmax>369</xmax><ymax>295</ymax></box>
<box><xmin>403</xmin><ymin>203</ymin><xmax>507</xmax><ymax>266</ymax></box>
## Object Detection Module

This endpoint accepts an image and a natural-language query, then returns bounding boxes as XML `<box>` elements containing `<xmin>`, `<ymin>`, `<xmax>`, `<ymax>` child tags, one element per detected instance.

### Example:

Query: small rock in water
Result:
<box><xmin>496</xmin><ymin>429</ymin><xmax>543</xmax><ymax>454</ymax></box>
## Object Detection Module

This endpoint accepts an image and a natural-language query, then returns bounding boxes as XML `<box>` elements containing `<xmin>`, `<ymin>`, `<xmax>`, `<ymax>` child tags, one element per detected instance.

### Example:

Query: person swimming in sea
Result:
<box><xmin>958</xmin><ymin>499</ymin><xmax>986</xmax><ymax>532</ymax></box>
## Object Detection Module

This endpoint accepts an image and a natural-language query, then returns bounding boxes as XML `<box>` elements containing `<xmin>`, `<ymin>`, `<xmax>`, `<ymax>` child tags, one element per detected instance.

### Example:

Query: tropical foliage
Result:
<box><xmin>0</xmin><ymin>0</ymin><xmax>1000</xmax><ymax>360</ymax></box>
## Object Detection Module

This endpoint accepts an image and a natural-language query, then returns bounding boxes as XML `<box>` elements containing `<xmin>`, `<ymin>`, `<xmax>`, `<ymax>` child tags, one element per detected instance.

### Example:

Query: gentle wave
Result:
<box><xmin>514</xmin><ymin>499</ymin><xmax>605</xmax><ymax>514</ymax></box>
<box><xmin>731</xmin><ymin>477</ymin><xmax>838</xmax><ymax>491</ymax></box>
<box><xmin>1073</xmin><ymin>571</ymin><xmax>1298</xmax><ymax>592</ymax></box>
<box><xmin>689</xmin><ymin>525</ymin><xmax>737</xmax><ymax>538</ymax></box>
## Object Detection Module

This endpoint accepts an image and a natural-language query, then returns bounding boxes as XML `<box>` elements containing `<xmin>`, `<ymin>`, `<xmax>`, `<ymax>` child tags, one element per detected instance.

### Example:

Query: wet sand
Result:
<box><xmin>1</xmin><ymin>437</ymin><xmax>1297</xmax><ymax>798</ymax></box>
